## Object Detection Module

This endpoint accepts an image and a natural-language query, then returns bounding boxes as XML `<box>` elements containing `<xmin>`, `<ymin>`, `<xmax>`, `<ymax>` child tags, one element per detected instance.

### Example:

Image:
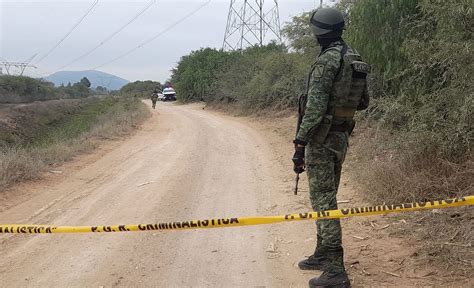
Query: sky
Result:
<box><xmin>1</xmin><ymin>0</ymin><xmax>324</xmax><ymax>82</ymax></box>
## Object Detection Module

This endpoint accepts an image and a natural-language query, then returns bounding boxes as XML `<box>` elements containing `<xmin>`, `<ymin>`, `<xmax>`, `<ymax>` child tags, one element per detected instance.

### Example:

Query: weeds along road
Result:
<box><xmin>0</xmin><ymin>102</ymin><xmax>306</xmax><ymax>287</ymax></box>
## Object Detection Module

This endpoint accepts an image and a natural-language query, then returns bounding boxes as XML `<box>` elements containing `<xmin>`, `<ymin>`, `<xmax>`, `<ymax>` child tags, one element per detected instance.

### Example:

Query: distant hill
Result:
<box><xmin>45</xmin><ymin>70</ymin><xmax>130</xmax><ymax>91</ymax></box>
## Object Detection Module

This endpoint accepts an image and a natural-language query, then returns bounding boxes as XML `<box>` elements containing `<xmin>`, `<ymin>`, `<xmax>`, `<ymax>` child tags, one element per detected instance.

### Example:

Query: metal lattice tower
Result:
<box><xmin>0</xmin><ymin>61</ymin><xmax>37</xmax><ymax>76</ymax></box>
<box><xmin>223</xmin><ymin>0</ymin><xmax>282</xmax><ymax>51</ymax></box>
<box><xmin>0</xmin><ymin>54</ymin><xmax>37</xmax><ymax>76</ymax></box>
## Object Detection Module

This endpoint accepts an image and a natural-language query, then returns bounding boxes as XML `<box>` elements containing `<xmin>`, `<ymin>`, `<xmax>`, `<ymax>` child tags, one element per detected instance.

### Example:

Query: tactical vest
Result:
<box><xmin>326</xmin><ymin>44</ymin><xmax>370</xmax><ymax>125</ymax></box>
<box><xmin>297</xmin><ymin>42</ymin><xmax>370</xmax><ymax>145</ymax></box>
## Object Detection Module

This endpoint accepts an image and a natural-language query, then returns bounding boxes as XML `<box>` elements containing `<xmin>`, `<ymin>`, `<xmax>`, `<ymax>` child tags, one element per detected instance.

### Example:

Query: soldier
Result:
<box><xmin>292</xmin><ymin>8</ymin><xmax>370</xmax><ymax>288</ymax></box>
<box><xmin>151</xmin><ymin>89</ymin><xmax>159</xmax><ymax>109</ymax></box>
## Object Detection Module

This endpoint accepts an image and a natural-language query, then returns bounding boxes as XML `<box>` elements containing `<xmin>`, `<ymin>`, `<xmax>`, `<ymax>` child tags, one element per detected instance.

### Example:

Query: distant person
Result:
<box><xmin>151</xmin><ymin>90</ymin><xmax>159</xmax><ymax>109</ymax></box>
<box><xmin>293</xmin><ymin>8</ymin><xmax>370</xmax><ymax>288</ymax></box>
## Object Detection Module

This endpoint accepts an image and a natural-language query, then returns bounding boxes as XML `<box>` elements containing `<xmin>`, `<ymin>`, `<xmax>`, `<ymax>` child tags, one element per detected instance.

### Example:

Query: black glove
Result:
<box><xmin>292</xmin><ymin>146</ymin><xmax>306</xmax><ymax>174</ymax></box>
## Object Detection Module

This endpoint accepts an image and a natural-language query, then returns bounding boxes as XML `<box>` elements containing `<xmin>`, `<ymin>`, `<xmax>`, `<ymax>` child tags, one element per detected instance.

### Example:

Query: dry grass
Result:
<box><xmin>347</xmin><ymin>122</ymin><xmax>473</xmax><ymax>275</ymax></box>
<box><xmin>347</xmin><ymin>123</ymin><xmax>473</xmax><ymax>204</ymax></box>
<box><xmin>387</xmin><ymin>206</ymin><xmax>474</xmax><ymax>278</ymax></box>
<box><xmin>0</xmin><ymin>97</ymin><xmax>150</xmax><ymax>190</ymax></box>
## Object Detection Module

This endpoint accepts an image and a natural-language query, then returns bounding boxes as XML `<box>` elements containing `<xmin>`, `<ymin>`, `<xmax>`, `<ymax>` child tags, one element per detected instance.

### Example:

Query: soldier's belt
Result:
<box><xmin>1</xmin><ymin>196</ymin><xmax>472</xmax><ymax>234</ymax></box>
<box><xmin>334</xmin><ymin>107</ymin><xmax>356</xmax><ymax>118</ymax></box>
<box><xmin>329</xmin><ymin>124</ymin><xmax>348</xmax><ymax>132</ymax></box>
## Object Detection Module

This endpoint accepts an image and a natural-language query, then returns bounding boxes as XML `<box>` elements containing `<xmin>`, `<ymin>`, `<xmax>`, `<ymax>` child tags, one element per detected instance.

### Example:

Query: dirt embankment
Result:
<box><xmin>0</xmin><ymin>102</ymin><xmax>471</xmax><ymax>287</ymax></box>
<box><xmin>0</xmin><ymin>99</ymin><xmax>90</xmax><ymax>144</ymax></box>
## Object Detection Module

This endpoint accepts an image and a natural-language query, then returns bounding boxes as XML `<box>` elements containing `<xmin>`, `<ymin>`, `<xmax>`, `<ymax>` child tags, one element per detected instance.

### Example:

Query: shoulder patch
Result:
<box><xmin>314</xmin><ymin>64</ymin><xmax>325</xmax><ymax>78</ymax></box>
<box><xmin>351</xmin><ymin>61</ymin><xmax>371</xmax><ymax>74</ymax></box>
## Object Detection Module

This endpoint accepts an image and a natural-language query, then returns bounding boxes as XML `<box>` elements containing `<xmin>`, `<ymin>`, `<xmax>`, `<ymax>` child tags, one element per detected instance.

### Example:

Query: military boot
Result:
<box><xmin>299</xmin><ymin>237</ymin><xmax>327</xmax><ymax>270</ymax></box>
<box><xmin>308</xmin><ymin>271</ymin><xmax>350</xmax><ymax>288</ymax></box>
<box><xmin>298</xmin><ymin>250</ymin><xmax>327</xmax><ymax>270</ymax></box>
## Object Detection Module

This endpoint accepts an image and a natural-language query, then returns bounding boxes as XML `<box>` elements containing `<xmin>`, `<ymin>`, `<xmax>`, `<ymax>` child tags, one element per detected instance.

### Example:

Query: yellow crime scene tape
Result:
<box><xmin>1</xmin><ymin>196</ymin><xmax>472</xmax><ymax>234</ymax></box>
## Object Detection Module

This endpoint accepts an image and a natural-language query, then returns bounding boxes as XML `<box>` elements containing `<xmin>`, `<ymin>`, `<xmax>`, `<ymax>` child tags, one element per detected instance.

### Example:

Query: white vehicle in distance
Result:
<box><xmin>162</xmin><ymin>87</ymin><xmax>177</xmax><ymax>101</ymax></box>
<box><xmin>157</xmin><ymin>92</ymin><xmax>165</xmax><ymax>101</ymax></box>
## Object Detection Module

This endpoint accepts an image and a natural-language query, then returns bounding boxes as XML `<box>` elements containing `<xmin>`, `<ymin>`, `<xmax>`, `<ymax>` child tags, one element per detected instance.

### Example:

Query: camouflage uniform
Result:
<box><xmin>296</xmin><ymin>40</ymin><xmax>369</xmax><ymax>275</ymax></box>
<box><xmin>151</xmin><ymin>93</ymin><xmax>158</xmax><ymax>109</ymax></box>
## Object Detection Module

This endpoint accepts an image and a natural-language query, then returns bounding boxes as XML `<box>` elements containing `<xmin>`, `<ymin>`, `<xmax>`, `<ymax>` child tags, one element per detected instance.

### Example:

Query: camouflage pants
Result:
<box><xmin>306</xmin><ymin>132</ymin><xmax>348</xmax><ymax>274</ymax></box>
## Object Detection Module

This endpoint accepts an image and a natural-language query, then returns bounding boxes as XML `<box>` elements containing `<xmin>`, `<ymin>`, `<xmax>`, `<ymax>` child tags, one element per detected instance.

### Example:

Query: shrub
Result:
<box><xmin>0</xmin><ymin>75</ymin><xmax>92</xmax><ymax>103</ymax></box>
<box><xmin>120</xmin><ymin>80</ymin><xmax>162</xmax><ymax>98</ymax></box>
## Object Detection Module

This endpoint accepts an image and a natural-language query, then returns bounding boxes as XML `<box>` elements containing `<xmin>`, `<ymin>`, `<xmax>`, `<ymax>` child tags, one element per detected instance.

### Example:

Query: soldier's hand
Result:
<box><xmin>292</xmin><ymin>145</ymin><xmax>306</xmax><ymax>174</ymax></box>
<box><xmin>293</xmin><ymin>165</ymin><xmax>305</xmax><ymax>174</ymax></box>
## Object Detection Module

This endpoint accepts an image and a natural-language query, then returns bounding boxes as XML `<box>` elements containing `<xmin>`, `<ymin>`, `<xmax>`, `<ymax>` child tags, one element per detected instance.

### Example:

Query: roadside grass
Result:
<box><xmin>0</xmin><ymin>96</ymin><xmax>150</xmax><ymax>190</ymax></box>
<box><xmin>347</xmin><ymin>122</ymin><xmax>473</xmax><ymax>274</ymax></box>
<box><xmin>0</xmin><ymin>99</ymin><xmax>88</xmax><ymax>145</ymax></box>
<box><xmin>348</xmin><ymin>122</ymin><xmax>473</xmax><ymax>204</ymax></box>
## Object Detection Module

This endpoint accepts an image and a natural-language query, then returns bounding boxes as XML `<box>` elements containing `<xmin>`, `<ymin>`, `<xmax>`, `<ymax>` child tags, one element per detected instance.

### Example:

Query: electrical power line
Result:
<box><xmin>23</xmin><ymin>53</ymin><xmax>38</xmax><ymax>64</ymax></box>
<box><xmin>92</xmin><ymin>0</ymin><xmax>211</xmax><ymax>70</ymax></box>
<box><xmin>34</xmin><ymin>0</ymin><xmax>99</xmax><ymax>65</ymax></box>
<box><xmin>56</xmin><ymin>0</ymin><xmax>156</xmax><ymax>71</ymax></box>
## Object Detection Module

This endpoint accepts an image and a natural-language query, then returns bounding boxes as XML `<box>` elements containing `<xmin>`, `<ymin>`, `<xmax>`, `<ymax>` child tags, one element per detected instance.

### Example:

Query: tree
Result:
<box><xmin>343</xmin><ymin>0</ymin><xmax>419</xmax><ymax>76</ymax></box>
<box><xmin>119</xmin><ymin>81</ymin><xmax>162</xmax><ymax>97</ymax></box>
<box><xmin>80</xmin><ymin>77</ymin><xmax>91</xmax><ymax>88</ymax></box>
<box><xmin>0</xmin><ymin>75</ymin><xmax>58</xmax><ymax>103</ymax></box>
<box><xmin>281</xmin><ymin>12</ymin><xmax>318</xmax><ymax>56</ymax></box>
<box><xmin>96</xmin><ymin>86</ymin><xmax>107</xmax><ymax>93</ymax></box>
<box><xmin>170</xmin><ymin>48</ymin><xmax>234</xmax><ymax>102</ymax></box>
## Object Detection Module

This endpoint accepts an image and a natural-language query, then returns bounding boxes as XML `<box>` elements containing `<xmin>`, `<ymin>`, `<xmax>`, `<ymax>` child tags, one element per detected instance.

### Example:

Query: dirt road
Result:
<box><xmin>0</xmin><ymin>103</ymin><xmax>468</xmax><ymax>287</ymax></box>
<box><xmin>0</xmin><ymin>102</ymin><xmax>298</xmax><ymax>287</ymax></box>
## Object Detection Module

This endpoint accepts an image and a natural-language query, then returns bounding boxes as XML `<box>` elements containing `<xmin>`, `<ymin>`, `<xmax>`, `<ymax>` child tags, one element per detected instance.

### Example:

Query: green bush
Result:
<box><xmin>120</xmin><ymin>80</ymin><xmax>162</xmax><ymax>98</ymax></box>
<box><xmin>0</xmin><ymin>76</ymin><xmax>58</xmax><ymax>103</ymax></box>
<box><xmin>343</xmin><ymin>0</ymin><xmax>419</xmax><ymax>77</ymax></box>
<box><xmin>350</xmin><ymin>0</ymin><xmax>473</xmax><ymax>164</ymax></box>
<box><xmin>342</xmin><ymin>0</ymin><xmax>473</xmax><ymax>204</ymax></box>
<box><xmin>0</xmin><ymin>75</ymin><xmax>92</xmax><ymax>103</ymax></box>
<box><xmin>171</xmin><ymin>42</ymin><xmax>306</xmax><ymax>111</ymax></box>
<box><xmin>238</xmin><ymin>51</ymin><xmax>306</xmax><ymax>110</ymax></box>
<box><xmin>172</xmin><ymin>48</ymin><xmax>235</xmax><ymax>102</ymax></box>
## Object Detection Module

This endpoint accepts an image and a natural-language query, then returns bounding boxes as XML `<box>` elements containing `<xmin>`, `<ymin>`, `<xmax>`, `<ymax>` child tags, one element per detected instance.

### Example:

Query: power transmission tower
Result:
<box><xmin>0</xmin><ymin>61</ymin><xmax>37</xmax><ymax>76</ymax></box>
<box><xmin>223</xmin><ymin>0</ymin><xmax>282</xmax><ymax>51</ymax></box>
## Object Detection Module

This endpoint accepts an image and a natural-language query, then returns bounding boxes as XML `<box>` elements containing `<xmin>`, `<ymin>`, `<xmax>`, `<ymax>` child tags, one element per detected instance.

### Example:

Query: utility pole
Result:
<box><xmin>223</xmin><ymin>0</ymin><xmax>282</xmax><ymax>51</ymax></box>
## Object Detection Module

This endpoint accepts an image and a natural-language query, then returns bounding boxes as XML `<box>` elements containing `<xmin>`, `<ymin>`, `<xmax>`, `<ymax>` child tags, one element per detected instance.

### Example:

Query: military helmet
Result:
<box><xmin>310</xmin><ymin>8</ymin><xmax>345</xmax><ymax>38</ymax></box>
